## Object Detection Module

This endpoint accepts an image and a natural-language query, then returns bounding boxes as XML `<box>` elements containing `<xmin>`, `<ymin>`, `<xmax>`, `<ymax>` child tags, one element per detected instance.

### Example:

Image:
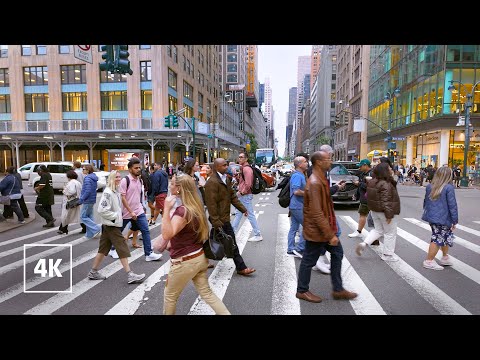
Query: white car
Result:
<box><xmin>17</xmin><ymin>163</ymin><xmax>36</xmax><ymax>180</ymax></box>
<box><xmin>28</xmin><ymin>162</ymin><xmax>109</xmax><ymax>191</ymax></box>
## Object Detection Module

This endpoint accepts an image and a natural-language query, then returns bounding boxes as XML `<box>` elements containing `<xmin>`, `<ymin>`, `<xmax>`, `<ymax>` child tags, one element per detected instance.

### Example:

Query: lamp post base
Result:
<box><xmin>460</xmin><ymin>177</ymin><xmax>469</xmax><ymax>187</ymax></box>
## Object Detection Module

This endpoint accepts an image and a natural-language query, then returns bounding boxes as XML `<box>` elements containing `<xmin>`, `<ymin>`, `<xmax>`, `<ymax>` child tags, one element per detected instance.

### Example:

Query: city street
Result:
<box><xmin>0</xmin><ymin>182</ymin><xmax>479</xmax><ymax>315</ymax></box>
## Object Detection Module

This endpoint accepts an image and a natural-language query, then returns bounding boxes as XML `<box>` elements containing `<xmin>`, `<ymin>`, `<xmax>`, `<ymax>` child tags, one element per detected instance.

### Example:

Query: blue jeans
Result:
<box><xmin>121</xmin><ymin>213</ymin><xmax>152</xmax><ymax>257</ymax></box>
<box><xmin>297</xmin><ymin>240</ymin><xmax>344</xmax><ymax>293</ymax></box>
<box><xmin>80</xmin><ymin>203</ymin><xmax>101</xmax><ymax>238</ymax></box>
<box><xmin>287</xmin><ymin>208</ymin><xmax>306</xmax><ymax>252</ymax></box>
<box><xmin>231</xmin><ymin>194</ymin><xmax>261</xmax><ymax>236</ymax></box>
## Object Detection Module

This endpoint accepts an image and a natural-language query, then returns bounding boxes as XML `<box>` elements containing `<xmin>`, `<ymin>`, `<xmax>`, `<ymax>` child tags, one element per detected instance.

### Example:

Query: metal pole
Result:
<box><xmin>192</xmin><ymin>116</ymin><xmax>195</xmax><ymax>160</ymax></box>
<box><xmin>461</xmin><ymin>93</ymin><xmax>472</xmax><ymax>187</ymax></box>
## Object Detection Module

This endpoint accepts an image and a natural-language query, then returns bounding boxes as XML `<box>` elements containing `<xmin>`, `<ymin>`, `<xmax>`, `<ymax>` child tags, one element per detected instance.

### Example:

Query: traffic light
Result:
<box><xmin>114</xmin><ymin>45</ymin><xmax>133</xmax><ymax>75</ymax></box>
<box><xmin>393</xmin><ymin>151</ymin><xmax>398</xmax><ymax>157</ymax></box>
<box><xmin>99</xmin><ymin>45</ymin><xmax>114</xmax><ymax>72</ymax></box>
<box><xmin>172</xmin><ymin>115</ymin><xmax>179</xmax><ymax>128</ymax></box>
<box><xmin>164</xmin><ymin>115</ymin><xmax>171</xmax><ymax>128</ymax></box>
<box><xmin>389</xmin><ymin>150</ymin><xmax>394</xmax><ymax>158</ymax></box>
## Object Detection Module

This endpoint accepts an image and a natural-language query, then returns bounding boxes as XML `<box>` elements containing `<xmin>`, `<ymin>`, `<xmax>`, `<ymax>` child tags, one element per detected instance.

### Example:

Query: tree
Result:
<box><xmin>245</xmin><ymin>132</ymin><xmax>258</xmax><ymax>161</ymax></box>
<box><xmin>315</xmin><ymin>135</ymin><xmax>331</xmax><ymax>146</ymax></box>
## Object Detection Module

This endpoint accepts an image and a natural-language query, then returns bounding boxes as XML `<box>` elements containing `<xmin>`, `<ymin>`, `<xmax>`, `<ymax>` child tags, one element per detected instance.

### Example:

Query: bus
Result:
<box><xmin>255</xmin><ymin>148</ymin><xmax>276</xmax><ymax>168</ymax></box>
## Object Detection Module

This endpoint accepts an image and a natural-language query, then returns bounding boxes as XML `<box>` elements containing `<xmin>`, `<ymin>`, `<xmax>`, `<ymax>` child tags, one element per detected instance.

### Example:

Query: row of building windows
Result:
<box><xmin>0</xmin><ymin>45</ymin><xmax>154</xmax><ymax>58</ymax></box>
<box><xmin>0</xmin><ymin>90</ymin><xmax>211</xmax><ymax>114</ymax></box>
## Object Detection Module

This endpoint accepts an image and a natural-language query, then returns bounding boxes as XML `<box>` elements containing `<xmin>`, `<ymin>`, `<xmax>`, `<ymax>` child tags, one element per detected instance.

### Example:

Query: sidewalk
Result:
<box><xmin>400</xmin><ymin>181</ymin><xmax>480</xmax><ymax>190</ymax></box>
<box><xmin>0</xmin><ymin>213</ymin><xmax>36</xmax><ymax>233</ymax></box>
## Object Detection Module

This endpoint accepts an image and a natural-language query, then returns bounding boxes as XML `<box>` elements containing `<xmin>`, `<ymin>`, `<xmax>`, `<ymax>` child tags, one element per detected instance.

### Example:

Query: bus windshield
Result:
<box><xmin>255</xmin><ymin>148</ymin><xmax>276</xmax><ymax>167</ymax></box>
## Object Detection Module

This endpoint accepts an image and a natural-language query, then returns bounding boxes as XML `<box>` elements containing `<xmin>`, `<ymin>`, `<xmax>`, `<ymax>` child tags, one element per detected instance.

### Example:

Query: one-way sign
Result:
<box><xmin>74</xmin><ymin>45</ymin><xmax>93</xmax><ymax>64</ymax></box>
<box><xmin>384</xmin><ymin>136</ymin><xmax>405</xmax><ymax>141</ymax></box>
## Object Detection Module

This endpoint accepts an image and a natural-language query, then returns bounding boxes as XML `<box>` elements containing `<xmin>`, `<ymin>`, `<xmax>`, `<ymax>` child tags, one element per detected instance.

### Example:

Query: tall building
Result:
<box><xmin>286</xmin><ymin>87</ymin><xmax>297</xmax><ymax>157</ymax></box>
<box><xmin>296</xmin><ymin>73</ymin><xmax>311</xmax><ymax>154</ymax></box>
<box><xmin>293</xmin><ymin>55</ymin><xmax>311</xmax><ymax>154</ymax></box>
<box><xmin>311</xmin><ymin>45</ymin><xmax>322</xmax><ymax>90</ymax></box>
<box><xmin>263</xmin><ymin>77</ymin><xmax>273</xmax><ymax>146</ymax></box>
<box><xmin>259</xmin><ymin>82</ymin><xmax>265</xmax><ymax>110</ymax></box>
<box><xmin>367</xmin><ymin>45</ymin><xmax>480</xmax><ymax>172</ymax></box>
<box><xmin>0</xmin><ymin>45</ymin><xmax>245</xmax><ymax>169</ymax></box>
<box><xmin>335</xmin><ymin>45</ymin><xmax>351</xmax><ymax>161</ymax></box>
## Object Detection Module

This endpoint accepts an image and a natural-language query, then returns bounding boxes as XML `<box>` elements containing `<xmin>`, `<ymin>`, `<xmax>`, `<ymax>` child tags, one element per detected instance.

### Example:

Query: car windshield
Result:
<box><xmin>330</xmin><ymin>163</ymin><xmax>351</xmax><ymax>175</ymax></box>
<box><xmin>282</xmin><ymin>164</ymin><xmax>292</xmax><ymax>170</ymax></box>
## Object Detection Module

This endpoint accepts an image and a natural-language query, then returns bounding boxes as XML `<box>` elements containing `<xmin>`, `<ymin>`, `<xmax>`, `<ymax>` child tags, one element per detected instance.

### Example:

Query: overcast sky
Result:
<box><xmin>258</xmin><ymin>45</ymin><xmax>312</xmax><ymax>156</ymax></box>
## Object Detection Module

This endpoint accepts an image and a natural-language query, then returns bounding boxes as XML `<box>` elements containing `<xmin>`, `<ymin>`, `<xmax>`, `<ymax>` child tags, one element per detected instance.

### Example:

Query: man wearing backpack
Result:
<box><xmin>231</xmin><ymin>152</ymin><xmax>263</xmax><ymax>242</ymax></box>
<box><xmin>287</xmin><ymin>156</ymin><xmax>308</xmax><ymax>257</ymax></box>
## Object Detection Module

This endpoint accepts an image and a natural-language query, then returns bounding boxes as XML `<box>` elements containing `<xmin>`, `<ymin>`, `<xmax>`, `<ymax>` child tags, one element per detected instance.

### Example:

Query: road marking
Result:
<box><xmin>271</xmin><ymin>214</ymin><xmax>300</xmax><ymax>315</ymax></box>
<box><xmin>404</xmin><ymin>218</ymin><xmax>480</xmax><ymax>255</ymax></box>
<box><xmin>455</xmin><ymin>224</ymin><xmax>480</xmax><ymax>237</ymax></box>
<box><xmin>0</xmin><ymin>229</ymin><xmax>81</xmax><ymax>259</ymax></box>
<box><xmin>261</xmin><ymin>193</ymin><xmax>267</xmax><ymax>196</ymax></box>
<box><xmin>0</xmin><ymin>226</ymin><xmax>75</xmax><ymax>248</ymax></box>
<box><xmin>255</xmin><ymin>204</ymin><xmax>259</xmax><ymax>207</ymax></box>
<box><xmin>259</xmin><ymin>197</ymin><xmax>264</xmax><ymax>200</ymax></box>
<box><xmin>24</xmin><ymin>248</ymin><xmax>147</xmax><ymax>315</ymax></box>
<box><xmin>265</xmin><ymin>197</ymin><xmax>269</xmax><ymax>200</ymax></box>
<box><xmin>106</xmin><ymin>260</ymin><xmax>171</xmax><ymax>315</ymax></box>
<box><xmin>254</xmin><ymin>211</ymin><xmax>265</xmax><ymax>215</ymax></box>
<box><xmin>0</xmin><ymin>248</ymin><xmax>98</xmax><ymax>305</ymax></box>
<box><xmin>188</xmin><ymin>214</ymin><xmax>259</xmax><ymax>315</ymax></box>
<box><xmin>341</xmin><ymin>216</ymin><xmax>471</xmax><ymax>315</ymax></box>
<box><xmin>261</xmin><ymin>204</ymin><xmax>267</xmax><ymax>207</ymax></box>
<box><xmin>474</xmin><ymin>221</ymin><xmax>480</xmax><ymax>225</ymax></box>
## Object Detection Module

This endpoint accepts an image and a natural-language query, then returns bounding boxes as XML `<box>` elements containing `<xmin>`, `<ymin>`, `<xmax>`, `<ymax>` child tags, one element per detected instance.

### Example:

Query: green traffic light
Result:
<box><xmin>164</xmin><ymin>116</ymin><xmax>171</xmax><ymax>128</ymax></box>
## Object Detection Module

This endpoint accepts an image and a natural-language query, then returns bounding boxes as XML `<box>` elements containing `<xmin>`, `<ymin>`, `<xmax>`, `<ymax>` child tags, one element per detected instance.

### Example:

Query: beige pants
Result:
<box><xmin>163</xmin><ymin>253</ymin><xmax>230</xmax><ymax>315</ymax></box>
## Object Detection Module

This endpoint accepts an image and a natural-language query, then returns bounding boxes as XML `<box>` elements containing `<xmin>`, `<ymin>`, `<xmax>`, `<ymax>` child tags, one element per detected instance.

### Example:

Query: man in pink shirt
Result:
<box><xmin>109</xmin><ymin>157</ymin><xmax>162</xmax><ymax>262</ymax></box>
<box><xmin>231</xmin><ymin>152</ymin><xmax>263</xmax><ymax>242</ymax></box>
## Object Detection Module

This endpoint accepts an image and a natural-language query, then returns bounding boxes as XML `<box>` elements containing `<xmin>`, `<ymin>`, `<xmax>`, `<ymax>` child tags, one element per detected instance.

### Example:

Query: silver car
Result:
<box><xmin>329</xmin><ymin>162</ymin><xmax>359</xmax><ymax>206</ymax></box>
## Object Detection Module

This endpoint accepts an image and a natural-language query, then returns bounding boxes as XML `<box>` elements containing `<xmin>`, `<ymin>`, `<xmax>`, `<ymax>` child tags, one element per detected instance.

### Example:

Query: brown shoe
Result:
<box><xmin>371</xmin><ymin>240</ymin><xmax>380</xmax><ymax>246</ymax></box>
<box><xmin>332</xmin><ymin>289</ymin><xmax>358</xmax><ymax>300</ymax></box>
<box><xmin>296</xmin><ymin>291</ymin><xmax>323</xmax><ymax>303</ymax></box>
<box><xmin>237</xmin><ymin>267</ymin><xmax>256</xmax><ymax>276</ymax></box>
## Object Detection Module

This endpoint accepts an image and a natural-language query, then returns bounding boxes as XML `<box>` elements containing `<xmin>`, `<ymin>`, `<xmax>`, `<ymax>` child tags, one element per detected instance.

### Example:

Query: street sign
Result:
<box><xmin>353</xmin><ymin>118</ymin><xmax>366</xmax><ymax>132</ymax></box>
<box><xmin>74</xmin><ymin>45</ymin><xmax>93</xmax><ymax>64</ymax></box>
<box><xmin>384</xmin><ymin>137</ymin><xmax>405</xmax><ymax>141</ymax></box>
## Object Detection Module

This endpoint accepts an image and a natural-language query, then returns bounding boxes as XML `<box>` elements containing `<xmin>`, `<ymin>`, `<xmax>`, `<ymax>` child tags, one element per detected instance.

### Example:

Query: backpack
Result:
<box><xmin>278</xmin><ymin>176</ymin><xmax>291</xmax><ymax>208</ymax></box>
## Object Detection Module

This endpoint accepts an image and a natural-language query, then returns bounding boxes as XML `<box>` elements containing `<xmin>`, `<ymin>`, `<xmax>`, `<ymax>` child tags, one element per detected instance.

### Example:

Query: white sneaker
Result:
<box><xmin>356</xmin><ymin>242</ymin><xmax>367</xmax><ymax>256</ymax></box>
<box><xmin>423</xmin><ymin>259</ymin><xmax>444</xmax><ymax>270</ymax></box>
<box><xmin>127</xmin><ymin>272</ymin><xmax>146</xmax><ymax>284</ymax></box>
<box><xmin>314</xmin><ymin>258</ymin><xmax>331</xmax><ymax>274</ymax></box>
<box><xmin>248</xmin><ymin>235</ymin><xmax>263</xmax><ymax>242</ymax></box>
<box><xmin>108</xmin><ymin>249</ymin><xmax>119</xmax><ymax>259</ymax></box>
<box><xmin>145</xmin><ymin>252</ymin><xmax>163</xmax><ymax>261</ymax></box>
<box><xmin>292</xmin><ymin>249</ymin><xmax>303</xmax><ymax>258</ymax></box>
<box><xmin>439</xmin><ymin>255</ymin><xmax>453</xmax><ymax>266</ymax></box>
<box><xmin>381</xmin><ymin>254</ymin><xmax>399</xmax><ymax>262</ymax></box>
<box><xmin>348</xmin><ymin>231</ymin><xmax>363</xmax><ymax>238</ymax></box>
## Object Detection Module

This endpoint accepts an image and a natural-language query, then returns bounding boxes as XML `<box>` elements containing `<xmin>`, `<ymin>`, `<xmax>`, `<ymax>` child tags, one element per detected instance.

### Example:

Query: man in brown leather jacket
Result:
<box><xmin>296</xmin><ymin>150</ymin><xmax>358</xmax><ymax>303</ymax></box>
<box><xmin>204</xmin><ymin>158</ymin><xmax>256</xmax><ymax>276</ymax></box>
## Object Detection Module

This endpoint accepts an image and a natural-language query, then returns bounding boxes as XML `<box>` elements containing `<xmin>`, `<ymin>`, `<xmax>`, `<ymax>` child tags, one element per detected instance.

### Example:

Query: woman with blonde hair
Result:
<box><xmin>153</xmin><ymin>173</ymin><xmax>230</xmax><ymax>315</ymax></box>
<box><xmin>422</xmin><ymin>166</ymin><xmax>458</xmax><ymax>270</ymax></box>
<box><xmin>87</xmin><ymin>171</ymin><xmax>145</xmax><ymax>284</ymax></box>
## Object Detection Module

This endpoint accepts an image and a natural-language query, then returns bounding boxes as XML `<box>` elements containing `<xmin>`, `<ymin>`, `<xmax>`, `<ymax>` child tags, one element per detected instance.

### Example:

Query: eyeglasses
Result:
<box><xmin>238</xmin><ymin>156</ymin><xmax>245</xmax><ymax>158</ymax></box>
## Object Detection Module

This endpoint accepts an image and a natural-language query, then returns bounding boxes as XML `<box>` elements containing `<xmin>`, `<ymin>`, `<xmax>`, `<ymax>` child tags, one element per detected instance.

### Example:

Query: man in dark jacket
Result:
<box><xmin>0</xmin><ymin>166</ymin><xmax>25</xmax><ymax>223</ymax></box>
<box><xmin>34</xmin><ymin>165</ymin><xmax>55</xmax><ymax>227</ymax></box>
<box><xmin>2</xmin><ymin>167</ymin><xmax>29</xmax><ymax>219</ymax></box>
<box><xmin>348</xmin><ymin>158</ymin><xmax>372</xmax><ymax>239</ymax></box>
<box><xmin>296</xmin><ymin>150</ymin><xmax>357</xmax><ymax>303</ymax></box>
<box><xmin>150</xmin><ymin>161</ymin><xmax>169</xmax><ymax>224</ymax></box>
<box><xmin>204</xmin><ymin>158</ymin><xmax>256</xmax><ymax>276</ymax></box>
<box><xmin>78</xmin><ymin>164</ymin><xmax>101</xmax><ymax>239</ymax></box>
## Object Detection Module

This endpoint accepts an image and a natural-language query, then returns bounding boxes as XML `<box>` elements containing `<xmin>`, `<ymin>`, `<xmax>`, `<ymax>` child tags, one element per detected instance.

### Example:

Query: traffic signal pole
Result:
<box><xmin>165</xmin><ymin>108</ymin><xmax>196</xmax><ymax>159</ymax></box>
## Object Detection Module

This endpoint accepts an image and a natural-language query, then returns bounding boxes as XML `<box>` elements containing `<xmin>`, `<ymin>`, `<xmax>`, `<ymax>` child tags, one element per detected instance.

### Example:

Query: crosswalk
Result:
<box><xmin>0</xmin><ymin>209</ymin><xmax>479</xmax><ymax>315</ymax></box>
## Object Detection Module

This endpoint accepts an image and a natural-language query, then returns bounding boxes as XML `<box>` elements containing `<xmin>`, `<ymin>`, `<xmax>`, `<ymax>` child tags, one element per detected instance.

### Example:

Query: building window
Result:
<box><xmin>186</xmin><ymin>59</ymin><xmax>190</xmax><ymax>75</ymax></box>
<box><xmin>22</xmin><ymin>45</ymin><xmax>32</xmax><ymax>56</ymax></box>
<box><xmin>184</xmin><ymin>105</ymin><xmax>193</xmax><ymax>119</ymax></box>
<box><xmin>168</xmin><ymin>95</ymin><xmax>178</xmax><ymax>112</ymax></box>
<box><xmin>198</xmin><ymin>92</ymin><xmax>203</xmax><ymax>108</ymax></box>
<box><xmin>59</xmin><ymin>45</ymin><xmax>70</xmax><ymax>54</ymax></box>
<box><xmin>61</xmin><ymin>65</ymin><xmax>86</xmax><ymax>84</ymax></box>
<box><xmin>168</xmin><ymin>68</ymin><xmax>177</xmax><ymax>90</ymax></box>
<box><xmin>201</xmin><ymin>74</ymin><xmax>204</xmax><ymax>87</ymax></box>
<box><xmin>0</xmin><ymin>94</ymin><xmax>10</xmax><ymax>113</ymax></box>
<box><xmin>62</xmin><ymin>92</ymin><xmax>87</xmax><ymax>112</ymax></box>
<box><xmin>227</xmin><ymin>64</ymin><xmax>237</xmax><ymax>72</ymax></box>
<box><xmin>100</xmin><ymin>70</ymin><xmax>127</xmax><ymax>83</ymax></box>
<box><xmin>0</xmin><ymin>68</ymin><xmax>9</xmax><ymax>87</ymax></box>
<box><xmin>183</xmin><ymin>81</ymin><xmax>193</xmax><ymax>100</ymax></box>
<box><xmin>140</xmin><ymin>61</ymin><xmax>152</xmax><ymax>81</ymax></box>
<box><xmin>0</xmin><ymin>45</ymin><xmax>7</xmax><ymax>58</ymax></box>
<box><xmin>173</xmin><ymin>46</ymin><xmax>178</xmax><ymax>63</ymax></box>
<box><xmin>141</xmin><ymin>90</ymin><xmax>152</xmax><ymax>110</ymax></box>
<box><xmin>166</xmin><ymin>45</ymin><xmax>172</xmax><ymax>57</ymax></box>
<box><xmin>100</xmin><ymin>91</ymin><xmax>128</xmax><ymax>111</ymax></box>
<box><xmin>25</xmin><ymin>93</ymin><xmax>49</xmax><ymax>112</ymax></box>
<box><xmin>226</xmin><ymin>74</ymin><xmax>237</xmax><ymax>83</ymax></box>
<box><xmin>207</xmin><ymin>99</ymin><xmax>211</xmax><ymax>113</ymax></box>
<box><xmin>24</xmin><ymin>66</ymin><xmax>48</xmax><ymax>86</ymax></box>
<box><xmin>227</xmin><ymin>54</ymin><xmax>237</xmax><ymax>62</ymax></box>
<box><xmin>139</xmin><ymin>45</ymin><xmax>151</xmax><ymax>50</ymax></box>
<box><xmin>227</xmin><ymin>45</ymin><xmax>237</xmax><ymax>52</ymax></box>
<box><xmin>36</xmin><ymin>45</ymin><xmax>47</xmax><ymax>55</ymax></box>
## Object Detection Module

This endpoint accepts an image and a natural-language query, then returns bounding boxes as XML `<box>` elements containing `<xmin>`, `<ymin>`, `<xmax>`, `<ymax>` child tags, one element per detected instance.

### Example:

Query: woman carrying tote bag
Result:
<box><xmin>58</xmin><ymin>170</ymin><xmax>82</xmax><ymax>235</ymax></box>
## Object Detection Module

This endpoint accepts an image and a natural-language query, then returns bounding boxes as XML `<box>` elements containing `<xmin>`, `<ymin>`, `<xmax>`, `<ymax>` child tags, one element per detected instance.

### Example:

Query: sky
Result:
<box><xmin>258</xmin><ymin>45</ymin><xmax>312</xmax><ymax>156</ymax></box>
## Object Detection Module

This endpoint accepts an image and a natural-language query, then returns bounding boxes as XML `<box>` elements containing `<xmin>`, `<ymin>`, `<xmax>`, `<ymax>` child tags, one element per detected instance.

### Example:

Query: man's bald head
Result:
<box><xmin>214</xmin><ymin>158</ymin><xmax>228</xmax><ymax>174</ymax></box>
<box><xmin>311</xmin><ymin>150</ymin><xmax>331</xmax><ymax>171</ymax></box>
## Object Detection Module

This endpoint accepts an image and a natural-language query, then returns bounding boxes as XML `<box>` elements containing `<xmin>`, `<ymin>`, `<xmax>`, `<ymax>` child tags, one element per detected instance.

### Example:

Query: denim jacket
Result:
<box><xmin>422</xmin><ymin>183</ymin><xmax>458</xmax><ymax>227</ymax></box>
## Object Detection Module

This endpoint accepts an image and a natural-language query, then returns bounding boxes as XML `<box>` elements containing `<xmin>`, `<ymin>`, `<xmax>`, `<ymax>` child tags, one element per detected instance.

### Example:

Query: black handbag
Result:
<box><xmin>66</xmin><ymin>198</ymin><xmax>80</xmax><ymax>209</ymax></box>
<box><xmin>203</xmin><ymin>227</ymin><xmax>237</xmax><ymax>260</ymax></box>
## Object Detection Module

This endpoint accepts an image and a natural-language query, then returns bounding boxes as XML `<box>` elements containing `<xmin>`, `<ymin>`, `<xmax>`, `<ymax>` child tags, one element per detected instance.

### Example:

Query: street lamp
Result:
<box><xmin>448</xmin><ymin>80</ymin><xmax>480</xmax><ymax>187</ymax></box>
<box><xmin>384</xmin><ymin>88</ymin><xmax>401</xmax><ymax>163</ymax></box>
